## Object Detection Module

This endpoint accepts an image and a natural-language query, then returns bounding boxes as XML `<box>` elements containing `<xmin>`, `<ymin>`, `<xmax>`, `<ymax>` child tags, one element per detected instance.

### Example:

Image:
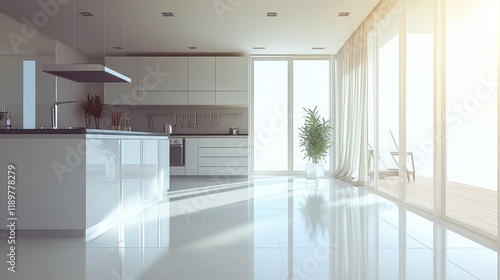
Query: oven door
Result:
<box><xmin>170</xmin><ymin>139</ymin><xmax>184</xmax><ymax>166</ymax></box>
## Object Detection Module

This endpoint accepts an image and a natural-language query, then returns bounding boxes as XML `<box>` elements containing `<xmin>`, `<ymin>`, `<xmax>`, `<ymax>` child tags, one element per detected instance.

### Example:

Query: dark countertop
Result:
<box><xmin>0</xmin><ymin>128</ymin><xmax>169</xmax><ymax>137</ymax></box>
<box><xmin>169</xmin><ymin>134</ymin><xmax>249</xmax><ymax>137</ymax></box>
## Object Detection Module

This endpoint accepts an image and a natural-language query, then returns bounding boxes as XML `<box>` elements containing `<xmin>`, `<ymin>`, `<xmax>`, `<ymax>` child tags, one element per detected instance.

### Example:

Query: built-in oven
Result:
<box><xmin>170</xmin><ymin>138</ymin><xmax>185</xmax><ymax>166</ymax></box>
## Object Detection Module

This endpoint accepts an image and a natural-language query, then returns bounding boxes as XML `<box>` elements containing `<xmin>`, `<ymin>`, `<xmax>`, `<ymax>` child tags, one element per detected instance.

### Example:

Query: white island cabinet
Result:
<box><xmin>0</xmin><ymin>129</ymin><xmax>170</xmax><ymax>237</ymax></box>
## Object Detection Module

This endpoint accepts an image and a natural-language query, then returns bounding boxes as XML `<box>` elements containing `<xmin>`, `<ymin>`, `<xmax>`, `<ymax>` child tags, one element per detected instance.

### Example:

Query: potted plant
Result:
<box><xmin>80</xmin><ymin>93</ymin><xmax>93</xmax><ymax>128</ymax></box>
<box><xmin>80</xmin><ymin>94</ymin><xmax>105</xmax><ymax>129</ymax></box>
<box><xmin>90</xmin><ymin>95</ymin><xmax>105</xmax><ymax>129</ymax></box>
<box><xmin>298</xmin><ymin>106</ymin><xmax>333</xmax><ymax>178</ymax></box>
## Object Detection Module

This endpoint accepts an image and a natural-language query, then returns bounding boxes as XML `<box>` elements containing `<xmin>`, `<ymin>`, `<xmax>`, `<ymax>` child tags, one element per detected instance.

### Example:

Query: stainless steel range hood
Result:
<box><xmin>42</xmin><ymin>64</ymin><xmax>131</xmax><ymax>83</ymax></box>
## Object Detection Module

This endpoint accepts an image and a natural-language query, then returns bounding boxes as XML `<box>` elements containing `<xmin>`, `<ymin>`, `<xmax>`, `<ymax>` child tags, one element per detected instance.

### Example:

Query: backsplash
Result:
<box><xmin>105</xmin><ymin>106</ymin><xmax>248</xmax><ymax>135</ymax></box>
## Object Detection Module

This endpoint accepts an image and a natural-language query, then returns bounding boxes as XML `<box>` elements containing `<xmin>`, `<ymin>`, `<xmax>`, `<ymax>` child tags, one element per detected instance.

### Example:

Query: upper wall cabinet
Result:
<box><xmin>216</xmin><ymin>57</ymin><xmax>248</xmax><ymax>91</ymax></box>
<box><xmin>189</xmin><ymin>57</ymin><xmax>216</xmax><ymax>91</ymax></box>
<box><xmin>138</xmin><ymin>57</ymin><xmax>188</xmax><ymax>91</ymax></box>
<box><xmin>104</xmin><ymin>57</ymin><xmax>138</xmax><ymax>105</ymax></box>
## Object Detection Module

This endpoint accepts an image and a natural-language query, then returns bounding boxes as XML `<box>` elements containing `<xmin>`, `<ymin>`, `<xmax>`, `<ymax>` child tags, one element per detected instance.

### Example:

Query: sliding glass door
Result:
<box><xmin>405</xmin><ymin>0</ymin><xmax>434</xmax><ymax>209</ymax></box>
<box><xmin>253</xmin><ymin>60</ymin><xmax>289</xmax><ymax>172</ymax></box>
<box><xmin>377</xmin><ymin>3</ymin><xmax>401</xmax><ymax>197</ymax></box>
<box><xmin>445</xmin><ymin>0</ymin><xmax>498</xmax><ymax>235</ymax></box>
<box><xmin>292</xmin><ymin>60</ymin><xmax>331</xmax><ymax>172</ymax></box>
<box><xmin>252</xmin><ymin>57</ymin><xmax>331</xmax><ymax>174</ymax></box>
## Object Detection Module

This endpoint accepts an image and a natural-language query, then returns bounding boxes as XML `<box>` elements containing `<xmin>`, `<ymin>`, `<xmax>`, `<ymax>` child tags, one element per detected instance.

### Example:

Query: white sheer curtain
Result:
<box><xmin>333</xmin><ymin>24</ymin><xmax>368</xmax><ymax>185</ymax></box>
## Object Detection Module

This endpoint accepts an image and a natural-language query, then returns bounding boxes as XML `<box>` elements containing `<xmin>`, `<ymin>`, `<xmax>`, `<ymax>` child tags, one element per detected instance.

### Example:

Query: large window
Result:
<box><xmin>252</xmin><ymin>58</ymin><xmax>331</xmax><ymax>174</ymax></box>
<box><xmin>253</xmin><ymin>60</ymin><xmax>289</xmax><ymax>172</ymax></box>
<box><xmin>292</xmin><ymin>60</ymin><xmax>331</xmax><ymax>172</ymax></box>
<box><xmin>405</xmin><ymin>0</ymin><xmax>434</xmax><ymax>208</ymax></box>
<box><xmin>358</xmin><ymin>0</ymin><xmax>499</xmax><ymax>239</ymax></box>
<box><xmin>445</xmin><ymin>0</ymin><xmax>498</xmax><ymax>235</ymax></box>
<box><xmin>377</xmin><ymin>4</ymin><xmax>401</xmax><ymax>197</ymax></box>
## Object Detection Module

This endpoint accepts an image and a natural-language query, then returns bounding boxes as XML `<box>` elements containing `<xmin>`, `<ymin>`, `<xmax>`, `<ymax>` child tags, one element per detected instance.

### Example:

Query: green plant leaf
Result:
<box><xmin>298</xmin><ymin>106</ymin><xmax>333</xmax><ymax>163</ymax></box>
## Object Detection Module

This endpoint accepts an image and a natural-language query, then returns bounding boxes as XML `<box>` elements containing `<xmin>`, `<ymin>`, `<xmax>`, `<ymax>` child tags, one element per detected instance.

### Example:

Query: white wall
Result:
<box><xmin>0</xmin><ymin>12</ymin><xmax>105</xmax><ymax>129</ymax></box>
<box><xmin>54</xmin><ymin>41</ymin><xmax>104</xmax><ymax>128</ymax></box>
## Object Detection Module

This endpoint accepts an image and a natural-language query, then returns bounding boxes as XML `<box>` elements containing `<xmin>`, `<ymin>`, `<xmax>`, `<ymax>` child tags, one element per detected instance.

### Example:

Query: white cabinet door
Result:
<box><xmin>137</xmin><ymin>91</ymin><xmax>188</xmax><ymax>105</ymax></box>
<box><xmin>215</xmin><ymin>91</ymin><xmax>248</xmax><ymax>106</ymax></box>
<box><xmin>188</xmin><ymin>57</ymin><xmax>216</xmax><ymax>105</ymax></box>
<box><xmin>104</xmin><ymin>57</ymin><xmax>138</xmax><ymax>105</ymax></box>
<box><xmin>189</xmin><ymin>57</ymin><xmax>215</xmax><ymax>90</ymax></box>
<box><xmin>216</xmin><ymin>57</ymin><xmax>248</xmax><ymax>91</ymax></box>
<box><xmin>138</xmin><ymin>57</ymin><xmax>188</xmax><ymax>91</ymax></box>
<box><xmin>185</xmin><ymin>138</ymin><xmax>198</xmax><ymax>175</ymax></box>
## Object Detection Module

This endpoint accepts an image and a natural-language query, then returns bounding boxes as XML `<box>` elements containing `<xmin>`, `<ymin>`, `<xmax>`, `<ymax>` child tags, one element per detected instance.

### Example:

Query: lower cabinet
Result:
<box><xmin>185</xmin><ymin>138</ymin><xmax>199</xmax><ymax>175</ymax></box>
<box><xmin>198</xmin><ymin>137</ymin><xmax>248</xmax><ymax>176</ymax></box>
<box><xmin>170</xmin><ymin>137</ymin><xmax>248</xmax><ymax>176</ymax></box>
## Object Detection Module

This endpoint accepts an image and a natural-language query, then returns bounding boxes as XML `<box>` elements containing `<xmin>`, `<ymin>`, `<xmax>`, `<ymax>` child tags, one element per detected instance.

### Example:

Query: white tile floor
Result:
<box><xmin>0</xmin><ymin>177</ymin><xmax>498</xmax><ymax>280</ymax></box>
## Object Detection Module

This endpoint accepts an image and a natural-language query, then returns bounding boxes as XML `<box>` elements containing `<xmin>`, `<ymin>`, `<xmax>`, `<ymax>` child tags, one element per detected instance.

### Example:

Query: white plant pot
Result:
<box><xmin>306</xmin><ymin>163</ymin><xmax>325</xmax><ymax>179</ymax></box>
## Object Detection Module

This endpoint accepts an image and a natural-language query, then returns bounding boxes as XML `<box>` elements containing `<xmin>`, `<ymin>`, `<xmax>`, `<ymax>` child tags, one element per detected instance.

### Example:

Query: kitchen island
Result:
<box><xmin>0</xmin><ymin>128</ymin><xmax>169</xmax><ymax>237</ymax></box>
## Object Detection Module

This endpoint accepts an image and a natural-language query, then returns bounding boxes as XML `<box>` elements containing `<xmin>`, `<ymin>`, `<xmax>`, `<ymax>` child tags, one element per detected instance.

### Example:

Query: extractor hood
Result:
<box><xmin>42</xmin><ymin>64</ymin><xmax>131</xmax><ymax>83</ymax></box>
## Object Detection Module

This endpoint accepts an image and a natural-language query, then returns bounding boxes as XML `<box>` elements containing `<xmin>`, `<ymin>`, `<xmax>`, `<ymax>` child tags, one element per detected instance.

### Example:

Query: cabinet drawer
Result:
<box><xmin>198</xmin><ymin>166</ymin><xmax>248</xmax><ymax>176</ymax></box>
<box><xmin>198</xmin><ymin>147</ymin><xmax>248</xmax><ymax>157</ymax></box>
<box><xmin>198</xmin><ymin>157</ymin><xmax>248</xmax><ymax>167</ymax></box>
<box><xmin>198</xmin><ymin>138</ymin><xmax>248</xmax><ymax>148</ymax></box>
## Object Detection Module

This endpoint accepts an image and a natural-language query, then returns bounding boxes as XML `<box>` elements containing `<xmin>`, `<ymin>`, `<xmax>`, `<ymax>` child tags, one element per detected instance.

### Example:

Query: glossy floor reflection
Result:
<box><xmin>0</xmin><ymin>177</ymin><xmax>498</xmax><ymax>280</ymax></box>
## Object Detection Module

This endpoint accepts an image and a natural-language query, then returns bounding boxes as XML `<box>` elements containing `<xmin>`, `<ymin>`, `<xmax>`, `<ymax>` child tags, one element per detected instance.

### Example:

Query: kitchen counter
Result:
<box><xmin>170</xmin><ymin>134</ymin><xmax>249</xmax><ymax>138</ymax></box>
<box><xmin>0</xmin><ymin>130</ymin><xmax>170</xmax><ymax>237</ymax></box>
<box><xmin>0</xmin><ymin>128</ymin><xmax>169</xmax><ymax>137</ymax></box>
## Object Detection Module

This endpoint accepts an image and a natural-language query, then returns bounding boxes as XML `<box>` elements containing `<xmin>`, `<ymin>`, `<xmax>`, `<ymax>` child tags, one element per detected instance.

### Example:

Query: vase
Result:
<box><xmin>306</xmin><ymin>163</ymin><xmax>325</xmax><ymax>179</ymax></box>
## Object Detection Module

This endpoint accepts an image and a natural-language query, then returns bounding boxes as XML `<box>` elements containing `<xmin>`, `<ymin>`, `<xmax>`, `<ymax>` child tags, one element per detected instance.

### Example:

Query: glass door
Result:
<box><xmin>405</xmin><ymin>0</ymin><xmax>434</xmax><ymax>209</ymax></box>
<box><xmin>377</xmin><ymin>4</ymin><xmax>401</xmax><ymax>197</ymax></box>
<box><xmin>252</xmin><ymin>57</ymin><xmax>331</xmax><ymax>174</ymax></box>
<box><xmin>252</xmin><ymin>59</ymin><xmax>289</xmax><ymax>172</ymax></box>
<box><xmin>445</xmin><ymin>0</ymin><xmax>498</xmax><ymax>236</ymax></box>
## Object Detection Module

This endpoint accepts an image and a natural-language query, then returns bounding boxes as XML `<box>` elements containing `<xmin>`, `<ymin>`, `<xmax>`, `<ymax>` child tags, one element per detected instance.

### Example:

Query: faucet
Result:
<box><xmin>50</xmin><ymin>100</ymin><xmax>77</xmax><ymax>129</ymax></box>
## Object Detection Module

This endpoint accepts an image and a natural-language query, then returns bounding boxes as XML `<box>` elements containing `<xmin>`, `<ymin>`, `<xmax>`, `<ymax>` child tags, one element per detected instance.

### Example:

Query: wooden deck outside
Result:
<box><xmin>375</xmin><ymin>175</ymin><xmax>498</xmax><ymax>235</ymax></box>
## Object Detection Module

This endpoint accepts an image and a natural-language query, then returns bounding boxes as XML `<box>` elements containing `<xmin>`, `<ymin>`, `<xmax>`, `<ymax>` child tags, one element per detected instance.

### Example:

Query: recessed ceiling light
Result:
<box><xmin>161</xmin><ymin>12</ymin><xmax>174</xmax><ymax>17</ymax></box>
<box><xmin>267</xmin><ymin>12</ymin><xmax>277</xmax><ymax>17</ymax></box>
<box><xmin>253</xmin><ymin>47</ymin><xmax>266</xmax><ymax>50</ymax></box>
<box><xmin>114</xmin><ymin>47</ymin><xmax>123</xmax><ymax>50</ymax></box>
<box><xmin>312</xmin><ymin>47</ymin><xmax>326</xmax><ymax>50</ymax></box>
<box><xmin>188</xmin><ymin>47</ymin><xmax>197</xmax><ymax>50</ymax></box>
<box><xmin>338</xmin><ymin>12</ymin><xmax>350</xmax><ymax>17</ymax></box>
<box><xmin>79</xmin><ymin>12</ymin><xmax>94</xmax><ymax>17</ymax></box>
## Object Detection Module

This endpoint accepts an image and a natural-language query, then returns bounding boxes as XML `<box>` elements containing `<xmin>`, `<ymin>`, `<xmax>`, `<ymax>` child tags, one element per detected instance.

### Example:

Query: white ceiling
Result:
<box><xmin>0</xmin><ymin>0</ymin><xmax>380</xmax><ymax>57</ymax></box>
